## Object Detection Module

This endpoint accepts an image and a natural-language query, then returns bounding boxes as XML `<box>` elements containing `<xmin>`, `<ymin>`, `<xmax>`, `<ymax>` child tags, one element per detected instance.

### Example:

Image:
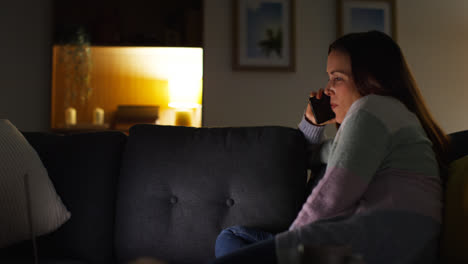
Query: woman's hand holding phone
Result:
<box><xmin>305</xmin><ymin>89</ymin><xmax>336</xmax><ymax>126</ymax></box>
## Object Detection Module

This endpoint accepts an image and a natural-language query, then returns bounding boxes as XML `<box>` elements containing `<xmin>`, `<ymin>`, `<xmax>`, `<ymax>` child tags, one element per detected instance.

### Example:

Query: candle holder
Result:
<box><xmin>93</xmin><ymin>107</ymin><xmax>105</xmax><ymax>125</ymax></box>
<box><xmin>65</xmin><ymin>107</ymin><xmax>77</xmax><ymax>126</ymax></box>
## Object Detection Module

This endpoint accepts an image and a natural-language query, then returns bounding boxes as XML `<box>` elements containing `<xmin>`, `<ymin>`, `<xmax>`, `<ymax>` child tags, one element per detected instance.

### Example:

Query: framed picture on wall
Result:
<box><xmin>232</xmin><ymin>0</ymin><xmax>295</xmax><ymax>72</ymax></box>
<box><xmin>337</xmin><ymin>0</ymin><xmax>396</xmax><ymax>40</ymax></box>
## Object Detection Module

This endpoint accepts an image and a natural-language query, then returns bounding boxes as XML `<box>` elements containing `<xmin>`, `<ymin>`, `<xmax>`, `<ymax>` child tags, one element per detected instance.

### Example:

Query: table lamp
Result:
<box><xmin>168</xmin><ymin>77</ymin><xmax>202</xmax><ymax>126</ymax></box>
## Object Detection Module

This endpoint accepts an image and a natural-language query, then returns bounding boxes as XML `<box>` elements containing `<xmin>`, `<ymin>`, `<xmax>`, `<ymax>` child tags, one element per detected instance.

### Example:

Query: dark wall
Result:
<box><xmin>54</xmin><ymin>0</ymin><xmax>203</xmax><ymax>46</ymax></box>
<box><xmin>0</xmin><ymin>0</ymin><xmax>52</xmax><ymax>131</ymax></box>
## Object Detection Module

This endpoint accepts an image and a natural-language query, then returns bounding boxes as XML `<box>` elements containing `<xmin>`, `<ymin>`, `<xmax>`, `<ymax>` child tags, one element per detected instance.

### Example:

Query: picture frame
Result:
<box><xmin>336</xmin><ymin>0</ymin><xmax>396</xmax><ymax>40</ymax></box>
<box><xmin>232</xmin><ymin>0</ymin><xmax>295</xmax><ymax>72</ymax></box>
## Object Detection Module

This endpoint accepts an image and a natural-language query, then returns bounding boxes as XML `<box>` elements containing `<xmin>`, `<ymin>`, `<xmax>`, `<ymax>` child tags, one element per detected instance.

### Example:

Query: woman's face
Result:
<box><xmin>325</xmin><ymin>50</ymin><xmax>362</xmax><ymax>123</ymax></box>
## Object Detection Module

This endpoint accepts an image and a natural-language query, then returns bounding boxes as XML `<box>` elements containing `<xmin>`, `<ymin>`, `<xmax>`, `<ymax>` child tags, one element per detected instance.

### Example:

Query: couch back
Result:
<box><xmin>114</xmin><ymin>125</ymin><xmax>308</xmax><ymax>264</ymax></box>
<box><xmin>4</xmin><ymin>126</ymin><xmax>468</xmax><ymax>264</ymax></box>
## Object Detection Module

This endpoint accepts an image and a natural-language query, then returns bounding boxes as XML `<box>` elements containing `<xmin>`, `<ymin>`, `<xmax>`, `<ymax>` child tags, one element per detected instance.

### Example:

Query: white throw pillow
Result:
<box><xmin>0</xmin><ymin>119</ymin><xmax>71</xmax><ymax>248</ymax></box>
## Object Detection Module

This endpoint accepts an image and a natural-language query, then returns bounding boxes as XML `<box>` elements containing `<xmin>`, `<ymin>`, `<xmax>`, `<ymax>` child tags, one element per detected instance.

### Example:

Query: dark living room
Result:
<box><xmin>1</xmin><ymin>0</ymin><xmax>468</xmax><ymax>264</ymax></box>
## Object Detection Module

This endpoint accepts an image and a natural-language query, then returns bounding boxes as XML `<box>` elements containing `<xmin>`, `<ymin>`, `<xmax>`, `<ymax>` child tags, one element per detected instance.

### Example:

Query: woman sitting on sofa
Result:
<box><xmin>211</xmin><ymin>30</ymin><xmax>450</xmax><ymax>264</ymax></box>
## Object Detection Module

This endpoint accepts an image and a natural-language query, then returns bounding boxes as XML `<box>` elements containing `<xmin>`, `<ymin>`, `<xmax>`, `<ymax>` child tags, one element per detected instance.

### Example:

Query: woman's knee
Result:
<box><xmin>218</xmin><ymin>225</ymin><xmax>244</xmax><ymax>236</ymax></box>
<box><xmin>215</xmin><ymin>226</ymin><xmax>249</xmax><ymax>258</ymax></box>
<box><xmin>216</xmin><ymin>226</ymin><xmax>244</xmax><ymax>243</ymax></box>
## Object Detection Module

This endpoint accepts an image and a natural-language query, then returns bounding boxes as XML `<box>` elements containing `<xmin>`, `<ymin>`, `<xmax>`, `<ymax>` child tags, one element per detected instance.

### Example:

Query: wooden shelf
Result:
<box><xmin>52</xmin><ymin>123</ymin><xmax>110</xmax><ymax>134</ymax></box>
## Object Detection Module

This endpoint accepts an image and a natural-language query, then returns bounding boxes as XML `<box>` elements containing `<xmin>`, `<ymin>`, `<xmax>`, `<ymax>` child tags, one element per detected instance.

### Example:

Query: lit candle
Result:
<box><xmin>65</xmin><ymin>107</ymin><xmax>77</xmax><ymax>126</ymax></box>
<box><xmin>93</xmin><ymin>107</ymin><xmax>105</xmax><ymax>125</ymax></box>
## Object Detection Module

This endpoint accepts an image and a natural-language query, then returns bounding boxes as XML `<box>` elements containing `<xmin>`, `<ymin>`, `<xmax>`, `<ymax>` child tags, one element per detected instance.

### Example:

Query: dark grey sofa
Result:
<box><xmin>0</xmin><ymin>124</ymin><xmax>310</xmax><ymax>264</ymax></box>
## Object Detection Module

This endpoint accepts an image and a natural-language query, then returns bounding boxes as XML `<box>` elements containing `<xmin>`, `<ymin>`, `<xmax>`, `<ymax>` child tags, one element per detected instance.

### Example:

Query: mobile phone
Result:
<box><xmin>309</xmin><ymin>95</ymin><xmax>335</xmax><ymax>124</ymax></box>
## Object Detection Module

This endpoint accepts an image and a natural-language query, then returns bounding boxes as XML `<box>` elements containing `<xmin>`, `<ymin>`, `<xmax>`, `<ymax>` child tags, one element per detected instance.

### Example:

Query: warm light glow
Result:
<box><xmin>162</xmin><ymin>48</ymin><xmax>203</xmax><ymax>110</ymax></box>
<box><xmin>168</xmin><ymin>78</ymin><xmax>202</xmax><ymax>109</ymax></box>
<box><xmin>91</xmin><ymin>47</ymin><xmax>203</xmax><ymax>80</ymax></box>
<box><xmin>51</xmin><ymin>46</ymin><xmax>203</xmax><ymax>128</ymax></box>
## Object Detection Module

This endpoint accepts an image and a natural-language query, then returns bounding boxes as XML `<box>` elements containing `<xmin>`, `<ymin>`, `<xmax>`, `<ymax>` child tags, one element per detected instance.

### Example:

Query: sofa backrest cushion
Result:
<box><xmin>115</xmin><ymin>125</ymin><xmax>308</xmax><ymax>264</ymax></box>
<box><xmin>1</xmin><ymin>131</ymin><xmax>127</xmax><ymax>264</ymax></box>
<box><xmin>448</xmin><ymin>130</ymin><xmax>468</xmax><ymax>162</ymax></box>
<box><xmin>440</xmin><ymin>154</ymin><xmax>468</xmax><ymax>263</ymax></box>
<box><xmin>440</xmin><ymin>130</ymin><xmax>468</xmax><ymax>263</ymax></box>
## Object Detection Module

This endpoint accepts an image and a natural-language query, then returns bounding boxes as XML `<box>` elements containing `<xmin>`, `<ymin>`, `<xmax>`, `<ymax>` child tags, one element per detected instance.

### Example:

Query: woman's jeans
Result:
<box><xmin>212</xmin><ymin>225</ymin><xmax>277</xmax><ymax>264</ymax></box>
<box><xmin>215</xmin><ymin>225</ymin><xmax>275</xmax><ymax>258</ymax></box>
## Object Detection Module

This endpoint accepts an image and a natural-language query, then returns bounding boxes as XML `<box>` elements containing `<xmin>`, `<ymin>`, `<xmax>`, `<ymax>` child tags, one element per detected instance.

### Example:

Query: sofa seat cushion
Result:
<box><xmin>115</xmin><ymin>125</ymin><xmax>308</xmax><ymax>264</ymax></box>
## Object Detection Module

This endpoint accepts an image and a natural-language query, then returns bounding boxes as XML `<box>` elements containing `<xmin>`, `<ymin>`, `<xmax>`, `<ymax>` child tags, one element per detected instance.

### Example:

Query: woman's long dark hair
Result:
<box><xmin>329</xmin><ymin>31</ymin><xmax>450</xmax><ymax>180</ymax></box>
